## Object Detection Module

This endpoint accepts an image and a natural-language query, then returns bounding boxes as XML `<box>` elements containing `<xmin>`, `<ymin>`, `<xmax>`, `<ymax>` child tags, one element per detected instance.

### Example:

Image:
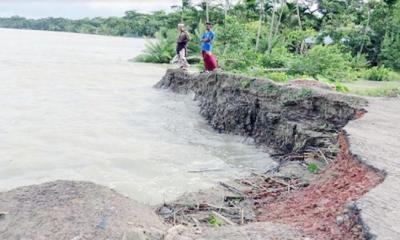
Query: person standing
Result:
<box><xmin>176</xmin><ymin>23</ymin><xmax>190</xmax><ymax>70</ymax></box>
<box><xmin>201</xmin><ymin>22</ymin><xmax>217</xmax><ymax>71</ymax></box>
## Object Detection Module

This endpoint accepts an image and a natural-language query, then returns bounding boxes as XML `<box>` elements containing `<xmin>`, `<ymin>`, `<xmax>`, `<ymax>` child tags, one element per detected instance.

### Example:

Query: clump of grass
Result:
<box><xmin>283</xmin><ymin>88</ymin><xmax>313</xmax><ymax>105</ymax></box>
<box><xmin>267</xmin><ymin>72</ymin><xmax>289</xmax><ymax>82</ymax></box>
<box><xmin>208</xmin><ymin>215</ymin><xmax>223</xmax><ymax>227</ymax></box>
<box><xmin>308</xmin><ymin>163</ymin><xmax>319</xmax><ymax>174</ymax></box>
<box><xmin>240</xmin><ymin>79</ymin><xmax>251</xmax><ymax>89</ymax></box>
<box><xmin>261</xmin><ymin>82</ymin><xmax>282</xmax><ymax>96</ymax></box>
<box><xmin>335</xmin><ymin>82</ymin><xmax>350</xmax><ymax>93</ymax></box>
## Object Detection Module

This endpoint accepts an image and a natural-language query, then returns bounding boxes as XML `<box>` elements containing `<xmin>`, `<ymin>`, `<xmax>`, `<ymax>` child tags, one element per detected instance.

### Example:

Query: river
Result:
<box><xmin>0</xmin><ymin>28</ymin><xmax>276</xmax><ymax>204</ymax></box>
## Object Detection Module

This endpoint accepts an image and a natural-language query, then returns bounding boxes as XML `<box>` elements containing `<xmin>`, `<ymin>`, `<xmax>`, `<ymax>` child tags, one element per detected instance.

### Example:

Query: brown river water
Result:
<box><xmin>0</xmin><ymin>28</ymin><xmax>276</xmax><ymax>204</ymax></box>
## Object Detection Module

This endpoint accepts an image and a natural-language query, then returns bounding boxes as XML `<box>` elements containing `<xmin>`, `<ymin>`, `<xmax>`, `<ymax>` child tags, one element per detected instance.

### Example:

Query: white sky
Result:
<box><xmin>0</xmin><ymin>0</ymin><xmax>189</xmax><ymax>19</ymax></box>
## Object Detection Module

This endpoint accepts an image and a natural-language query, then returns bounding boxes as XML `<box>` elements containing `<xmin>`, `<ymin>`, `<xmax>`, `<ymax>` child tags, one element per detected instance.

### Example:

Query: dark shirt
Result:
<box><xmin>176</xmin><ymin>31</ymin><xmax>190</xmax><ymax>54</ymax></box>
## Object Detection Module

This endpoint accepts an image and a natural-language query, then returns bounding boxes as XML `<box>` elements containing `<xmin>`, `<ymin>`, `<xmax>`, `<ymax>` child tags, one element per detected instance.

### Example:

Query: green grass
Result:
<box><xmin>208</xmin><ymin>215</ymin><xmax>223</xmax><ymax>227</ymax></box>
<box><xmin>346</xmin><ymin>80</ymin><xmax>400</xmax><ymax>97</ymax></box>
<box><xmin>308</xmin><ymin>163</ymin><xmax>319</xmax><ymax>174</ymax></box>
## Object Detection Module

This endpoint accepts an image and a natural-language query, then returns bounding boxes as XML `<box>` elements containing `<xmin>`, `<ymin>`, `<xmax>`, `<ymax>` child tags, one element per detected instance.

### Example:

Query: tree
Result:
<box><xmin>256</xmin><ymin>0</ymin><xmax>265</xmax><ymax>51</ymax></box>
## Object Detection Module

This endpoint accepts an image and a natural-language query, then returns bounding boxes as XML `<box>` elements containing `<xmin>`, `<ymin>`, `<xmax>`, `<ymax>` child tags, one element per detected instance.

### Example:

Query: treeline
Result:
<box><xmin>0</xmin><ymin>10</ymin><xmax>181</xmax><ymax>37</ymax></box>
<box><xmin>136</xmin><ymin>0</ymin><xmax>400</xmax><ymax>88</ymax></box>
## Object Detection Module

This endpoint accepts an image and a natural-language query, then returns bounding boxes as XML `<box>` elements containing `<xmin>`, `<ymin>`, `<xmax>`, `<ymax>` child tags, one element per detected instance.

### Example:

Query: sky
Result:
<box><xmin>0</xmin><ymin>0</ymin><xmax>188</xmax><ymax>19</ymax></box>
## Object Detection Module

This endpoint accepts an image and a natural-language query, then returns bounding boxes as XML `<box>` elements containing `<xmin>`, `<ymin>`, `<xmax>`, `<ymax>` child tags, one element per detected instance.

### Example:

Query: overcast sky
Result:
<box><xmin>0</xmin><ymin>0</ymin><xmax>188</xmax><ymax>19</ymax></box>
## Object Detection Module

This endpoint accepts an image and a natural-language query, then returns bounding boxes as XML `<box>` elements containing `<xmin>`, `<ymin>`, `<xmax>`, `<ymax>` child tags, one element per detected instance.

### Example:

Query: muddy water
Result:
<box><xmin>0</xmin><ymin>28</ymin><xmax>276</xmax><ymax>204</ymax></box>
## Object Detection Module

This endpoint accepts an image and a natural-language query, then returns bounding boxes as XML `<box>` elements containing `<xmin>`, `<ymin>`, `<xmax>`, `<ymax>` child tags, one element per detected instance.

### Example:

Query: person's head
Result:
<box><xmin>178</xmin><ymin>23</ymin><xmax>185</xmax><ymax>32</ymax></box>
<box><xmin>205</xmin><ymin>22</ymin><xmax>212</xmax><ymax>31</ymax></box>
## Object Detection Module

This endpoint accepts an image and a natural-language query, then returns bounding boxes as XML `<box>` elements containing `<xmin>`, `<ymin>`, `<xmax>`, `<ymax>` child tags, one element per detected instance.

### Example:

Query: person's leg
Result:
<box><xmin>202</xmin><ymin>51</ymin><xmax>212</xmax><ymax>71</ymax></box>
<box><xmin>202</xmin><ymin>51</ymin><xmax>207</xmax><ymax>71</ymax></box>
<box><xmin>179</xmin><ymin>48</ymin><xmax>189</xmax><ymax>69</ymax></box>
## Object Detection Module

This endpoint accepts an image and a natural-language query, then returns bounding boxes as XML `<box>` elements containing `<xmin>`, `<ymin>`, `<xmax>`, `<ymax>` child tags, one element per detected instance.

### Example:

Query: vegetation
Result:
<box><xmin>208</xmin><ymin>214</ymin><xmax>223</xmax><ymax>227</ymax></box>
<box><xmin>135</xmin><ymin>0</ymin><xmax>400</xmax><ymax>97</ymax></box>
<box><xmin>2</xmin><ymin>0</ymin><xmax>400</xmax><ymax>96</ymax></box>
<box><xmin>308</xmin><ymin>163</ymin><xmax>319</xmax><ymax>174</ymax></box>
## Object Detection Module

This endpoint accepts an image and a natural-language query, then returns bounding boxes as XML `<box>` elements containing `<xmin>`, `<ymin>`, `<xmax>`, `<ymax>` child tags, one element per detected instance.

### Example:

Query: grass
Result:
<box><xmin>208</xmin><ymin>215</ymin><xmax>223</xmax><ymax>227</ymax></box>
<box><xmin>308</xmin><ymin>163</ymin><xmax>319</xmax><ymax>174</ymax></box>
<box><xmin>346</xmin><ymin>80</ymin><xmax>400</xmax><ymax>97</ymax></box>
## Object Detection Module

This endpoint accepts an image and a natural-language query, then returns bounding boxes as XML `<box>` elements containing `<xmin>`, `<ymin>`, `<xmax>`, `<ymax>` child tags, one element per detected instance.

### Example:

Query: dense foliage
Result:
<box><xmin>1</xmin><ymin>0</ymin><xmax>399</xmax><ymax>85</ymax></box>
<box><xmin>135</xmin><ymin>0</ymin><xmax>400</xmax><ymax>84</ymax></box>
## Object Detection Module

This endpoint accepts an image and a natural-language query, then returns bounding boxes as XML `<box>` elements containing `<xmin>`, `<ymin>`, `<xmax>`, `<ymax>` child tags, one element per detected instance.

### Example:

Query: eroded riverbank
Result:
<box><xmin>154</xmin><ymin>69</ymin><xmax>386</xmax><ymax>239</ymax></box>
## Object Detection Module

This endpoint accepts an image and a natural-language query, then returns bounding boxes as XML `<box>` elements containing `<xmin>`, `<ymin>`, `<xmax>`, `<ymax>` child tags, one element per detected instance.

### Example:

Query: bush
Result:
<box><xmin>364</xmin><ymin>66</ymin><xmax>390</xmax><ymax>81</ymax></box>
<box><xmin>289</xmin><ymin>45</ymin><xmax>352</xmax><ymax>81</ymax></box>
<box><xmin>262</xmin><ymin>45</ymin><xmax>292</xmax><ymax>68</ymax></box>
<box><xmin>135</xmin><ymin>28</ymin><xmax>176</xmax><ymax>63</ymax></box>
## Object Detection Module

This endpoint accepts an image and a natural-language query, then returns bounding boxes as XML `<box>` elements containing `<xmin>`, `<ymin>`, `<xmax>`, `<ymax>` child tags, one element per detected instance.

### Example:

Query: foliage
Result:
<box><xmin>134</xmin><ymin>29</ymin><xmax>176</xmax><ymax>63</ymax></box>
<box><xmin>334</xmin><ymin>82</ymin><xmax>350</xmax><ymax>93</ymax></box>
<box><xmin>308</xmin><ymin>163</ymin><xmax>319</xmax><ymax>174</ymax></box>
<box><xmin>364</xmin><ymin>66</ymin><xmax>391</xmax><ymax>81</ymax></box>
<box><xmin>289</xmin><ymin>45</ymin><xmax>352</xmax><ymax>81</ymax></box>
<box><xmin>266</xmin><ymin>72</ymin><xmax>289</xmax><ymax>82</ymax></box>
<box><xmin>208</xmin><ymin>215</ymin><xmax>223</xmax><ymax>227</ymax></box>
<box><xmin>283</xmin><ymin>88</ymin><xmax>313</xmax><ymax>105</ymax></box>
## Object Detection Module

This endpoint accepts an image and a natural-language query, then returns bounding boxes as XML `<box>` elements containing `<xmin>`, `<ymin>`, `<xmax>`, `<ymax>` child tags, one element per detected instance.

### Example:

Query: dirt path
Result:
<box><xmin>345</xmin><ymin>98</ymin><xmax>400</xmax><ymax>239</ymax></box>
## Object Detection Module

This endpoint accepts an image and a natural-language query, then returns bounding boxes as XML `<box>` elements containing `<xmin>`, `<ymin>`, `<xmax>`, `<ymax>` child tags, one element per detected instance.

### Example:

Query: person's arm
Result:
<box><xmin>185</xmin><ymin>32</ymin><xmax>191</xmax><ymax>42</ymax></box>
<box><xmin>202</xmin><ymin>32</ymin><xmax>210</xmax><ymax>42</ymax></box>
<box><xmin>209</xmin><ymin>32</ymin><xmax>215</xmax><ymax>43</ymax></box>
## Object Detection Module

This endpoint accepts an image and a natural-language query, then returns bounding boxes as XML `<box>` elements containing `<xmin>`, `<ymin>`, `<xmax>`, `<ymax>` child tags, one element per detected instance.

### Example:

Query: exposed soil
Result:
<box><xmin>255</xmin><ymin>132</ymin><xmax>384</xmax><ymax>239</ymax></box>
<box><xmin>0</xmin><ymin>181</ymin><xmax>166</xmax><ymax>240</ymax></box>
<box><xmin>156</xmin><ymin>69</ymin><xmax>386</xmax><ymax>239</ymax></box>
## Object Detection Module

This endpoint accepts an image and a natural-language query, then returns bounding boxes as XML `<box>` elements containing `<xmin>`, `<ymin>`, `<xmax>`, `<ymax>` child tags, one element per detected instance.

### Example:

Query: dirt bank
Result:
<box><xmin>0</xmin><ymin>181</ymin><xmax>166</xmax><ymax>240</ymax></box>
<box><xmin>155</xmin><ymin>69</ymin><xmax>385</xmax><ymax>239</ymax></box>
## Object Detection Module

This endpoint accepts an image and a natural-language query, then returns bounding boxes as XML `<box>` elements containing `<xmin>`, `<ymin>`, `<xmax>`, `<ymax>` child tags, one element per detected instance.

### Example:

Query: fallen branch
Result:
<box><xmin>219</xmin><ymin>182</ymin><xmax>244</xmax><ymax>196</ymax></box>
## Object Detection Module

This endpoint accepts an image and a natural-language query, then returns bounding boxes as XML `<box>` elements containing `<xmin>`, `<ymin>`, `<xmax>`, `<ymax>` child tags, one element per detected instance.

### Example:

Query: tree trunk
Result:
<box><xmin>267</xmin><ymin>1</ymin><xmax>277</xmax><ymax>54</ymax></box>
<box><xmin>255</xmin><ymin>0</ymin><xmax>265</xmax><ymax>51</ymax></box>
<box><xmin>357</xmin><ymin>6</ymin><xmax>371</xmax><ymax>60</ymax></box>
<box><xmin>296</xmin><ymin>0</ymin><xmax>303</xmax><ymax>30</ymax></box>
<box><xmin>205</xmin><ymin>0</ymin><xmax>210</xmax><ymax>22</ymax></box>
<box><xmin>273</xmin><ymin>0</ymin><xmax>286</xmax><ymax>39</ymax></box>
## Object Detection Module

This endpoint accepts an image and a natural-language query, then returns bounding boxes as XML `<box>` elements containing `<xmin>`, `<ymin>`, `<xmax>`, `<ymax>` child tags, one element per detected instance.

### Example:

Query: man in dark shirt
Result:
<box><xmin>176</xmin><ymin>23</ymin><xmax>190</xmax><ymax>70</ymax></box>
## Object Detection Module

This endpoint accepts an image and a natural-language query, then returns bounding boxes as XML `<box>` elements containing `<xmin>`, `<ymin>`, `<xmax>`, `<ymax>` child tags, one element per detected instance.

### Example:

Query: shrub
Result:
<box><xmin>262</xmin><ymin>45</ymin><xmax>292</xmax><ymax>68</ymax></box>
<box><xmin>135</xmin><ymin>28</ymin><xmax>176</xmax><ymax>63</ymax></box>
<box><xmin>364</xmin><ymin>66</ymin><xmax>390</xmax><ymax>81</ymax></box>
<box><xmin>289</xmin><ymin>45</ymin><xmax>352</xmax><ymax>81</ymax></box>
